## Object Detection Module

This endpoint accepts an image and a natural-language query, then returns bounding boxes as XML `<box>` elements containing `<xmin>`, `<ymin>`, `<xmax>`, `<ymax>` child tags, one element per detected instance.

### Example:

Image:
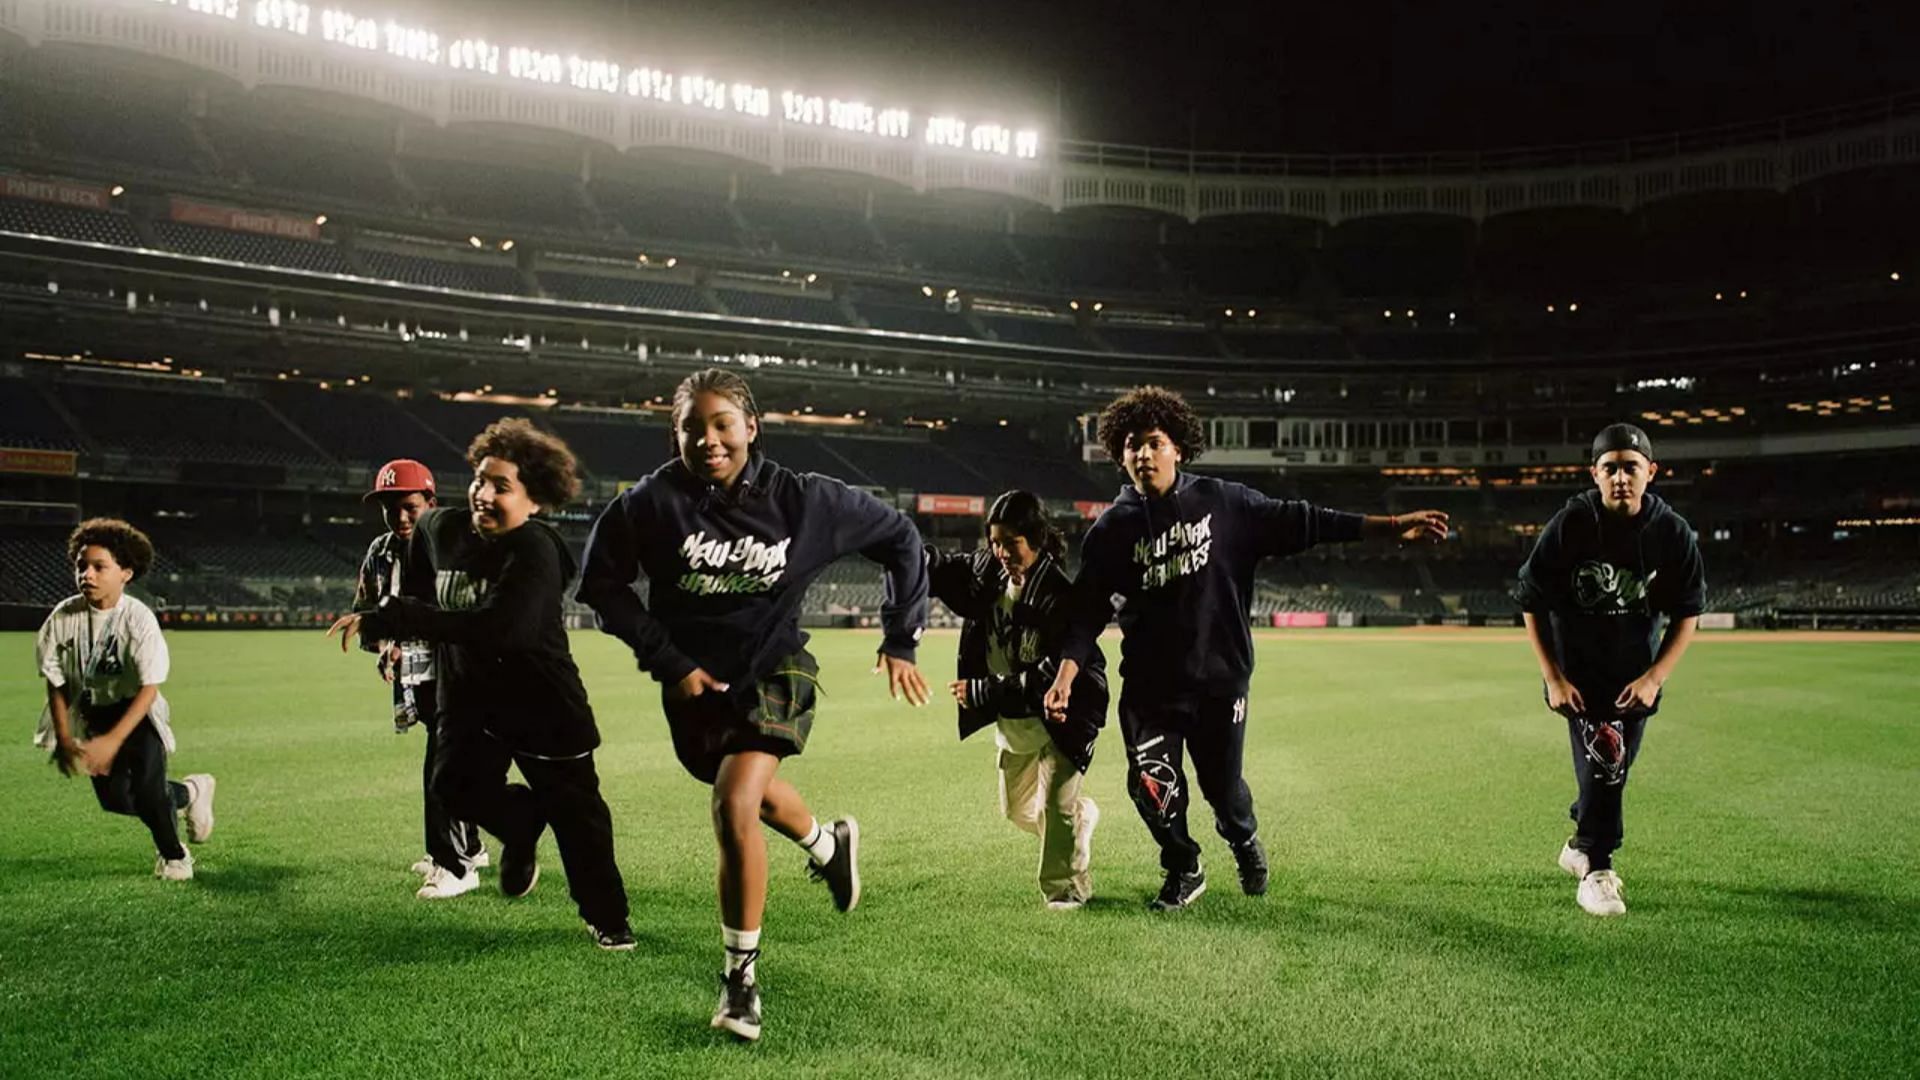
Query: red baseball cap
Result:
<box><xmin>364</xmin><ymin>459</ymin><xmax>436</xmax><ymax>501</ymax></box>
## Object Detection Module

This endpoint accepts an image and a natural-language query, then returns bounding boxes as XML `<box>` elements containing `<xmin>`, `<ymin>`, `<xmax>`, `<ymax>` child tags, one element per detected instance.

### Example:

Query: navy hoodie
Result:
<box><xmin>358</xmin><ymin>507</ymin><xmax>597</xmax><ymax>758</ymax></box>
<box><xmin>1061</xmin><ymin>472</ymin><xmax>1366</xmax><ymax>702</ymax></box>
<box><xmin>1515</xmin><ymin>490</ymin><xmax>1707</xmax><ymax>708</ymax></box>
<box><xmin>577</xmin><ymin>453</ymin><xmax>928</xmax><ymax>700</ymax></box>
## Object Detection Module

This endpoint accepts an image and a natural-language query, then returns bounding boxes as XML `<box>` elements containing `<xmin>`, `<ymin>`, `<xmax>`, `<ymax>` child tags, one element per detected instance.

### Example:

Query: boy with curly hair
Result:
<box><xmin>330</xmin><ymin>419</ymin><xmax>633</xmax><ymax>950</ymax></box>
<box><xmin>36</xmin><ymin>518</ymin><xmax>215</xmax><ymax>880</ymax></box>
<box><xmin>1047</xmin><ymin>386</ymin><xmax>1448</xmax><ymax>910</ymax></box>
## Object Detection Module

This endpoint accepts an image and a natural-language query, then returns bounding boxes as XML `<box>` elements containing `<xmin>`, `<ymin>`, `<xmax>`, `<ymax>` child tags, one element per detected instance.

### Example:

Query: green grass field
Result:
<box><xmin>2</xmin><ymin>628</ymin><xmax>1916</xmax><ymax>1079</ymax></box>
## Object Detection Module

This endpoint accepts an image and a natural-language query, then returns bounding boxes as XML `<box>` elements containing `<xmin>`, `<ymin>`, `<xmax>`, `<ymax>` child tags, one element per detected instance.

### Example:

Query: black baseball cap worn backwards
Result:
<box><xmin>1591</xmin><ymin>423</ymin><xmax>1653</xmax><ymax>463</ymax></box>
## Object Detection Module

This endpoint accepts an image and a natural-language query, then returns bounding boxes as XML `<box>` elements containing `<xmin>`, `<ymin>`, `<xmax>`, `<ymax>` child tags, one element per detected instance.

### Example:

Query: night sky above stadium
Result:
<box><xmin>451</xmin><ymin>0</ymin><xmax>1920</xmax><ymax>153</ymax></box>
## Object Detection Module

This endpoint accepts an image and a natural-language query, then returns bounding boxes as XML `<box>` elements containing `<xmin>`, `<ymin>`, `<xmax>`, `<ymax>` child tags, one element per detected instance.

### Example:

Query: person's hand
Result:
<box><xmin>54</xmin><ymin>737</ymin><xmax>85</xmax><ymax>777</ymax></box>
<box><xmin>1615</xmin><ymin>672</ymin><xmax>1663</xmax><ymax>713</ymax></box>
<box><xmin>667</xmin><ymin>667</ymin><xmax>729</xmax><ymax>702</ymax></box>
<box><xmin>80</xmin><ymin>734</ymin><xmax>122</xmax><ymax>777</ymax></box>
<box><xmin>874</xmin><ymin>652</ymin><xmax>930</xmax><ymax>707</ymax></box>
<box><xmin>379</xmin><ymin>643</ymin><xmax>402</xmax><ymax>683</ymax></box>
<box><xmin>947</xmin><ymin>679</ymin><xmax>969</xmax><ymax>704</ymax></box>
<box><xmin>1043</xmin><ymin>676</ymin><xmax>1073</xmax><ymax>724</ymax></box>
<box><xmin>1394</xmin><ymin>510</ymin><xmax>1450</xmax><ymax>545</ymax></box>
<box><xmin>326</xmin><ymin>613</ymin><xmax>362</xmax><ymax>653</ymax></box>
<box><xmin>1544</xmin><ymin>675</ymin><xmax>1586</xmax><ymax>719</ymax></box>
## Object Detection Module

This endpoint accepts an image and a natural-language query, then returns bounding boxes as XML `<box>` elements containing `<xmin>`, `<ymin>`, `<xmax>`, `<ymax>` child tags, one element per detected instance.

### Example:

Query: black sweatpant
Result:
<box><xmin>430</xmin><ymin>717</ymin><xmax>628</xmax><ymax>929</ymax></box>
<box><xmin>412</xmin><ymin>683</ymin><xmax>483</xmax><ymax>875</ymax></box>
<box><xmin>1119</xmin><ymin>693</ymin><xmax>1259</xmax><ymax>873</ymax></box>
<box><xmin>1565</xmin><ymin>711</ymin><xmax>1650</xmax><ymax>869</ymax></box>
<box><xmin>83</xmin><ymin>708</ymin><xmax>188</xmax><ymax>861</ymax></box>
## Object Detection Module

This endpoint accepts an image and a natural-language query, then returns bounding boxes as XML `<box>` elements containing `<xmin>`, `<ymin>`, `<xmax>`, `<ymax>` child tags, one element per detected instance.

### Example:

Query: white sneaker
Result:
<box><xmin>1558</xmin><ymin>840</ymin><xmax>1590</xmax><ymax>879</ymax></box>
<box><xmin>1045</xmin><ymin>897</ymin><xmax>1087</xmax><ymax>911</ymax></box>
<box><xmin>155</xmin><ymin>851</ymin><xmax>195</xmax><ymax>882</ymax></box>
<box><xmin>1577</xmin><ymin>869</ymin><xmax>1626</xmax><ymax>916</ymax></box>
<box><xmin>182</xmin><ymin>774</ymin><xmax>216</xmax><ymax>843</ymax></box>
<box><xmin>472</xmin><ymin>848</ymin><xmax>490</xmax><ymax>869</ymax></box>
<box><xmin>416</xmin><ymin>864</ymin><xmax>481</xmax><ymax>900</ymax></box>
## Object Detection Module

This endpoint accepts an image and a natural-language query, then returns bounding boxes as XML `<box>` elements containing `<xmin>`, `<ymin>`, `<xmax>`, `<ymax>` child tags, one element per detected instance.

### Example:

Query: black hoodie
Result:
<box><xmin>1515</xmin><ymin>490</ymin><xmax>1707</xmax><ymax>707</ymax></box>
<box><xmin>577</xmin><ymin>454</ymin><xmax>928</xmax><ymax>704</ymax></box>
<box><xmin>358</xmin><ymin>506</ymin><xmax>598</xmax><ymax>758</ymax></box>
<box><xmin>1061</xmin><ymin>471</ymin><xmax>1365</xmax><ymax>702</ymax></box>
<box><xmin>927</xmin><ymin>547</ymin><xmax>1108</xmax><ymax>772</ymax></box>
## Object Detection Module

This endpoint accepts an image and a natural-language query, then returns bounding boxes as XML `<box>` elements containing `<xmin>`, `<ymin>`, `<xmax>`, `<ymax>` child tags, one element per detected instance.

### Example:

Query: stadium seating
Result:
<box><xmin>152</xmin><ymin>221</ymin><xmax>352</xmax><ymax>275</ymax></box>
<box><xmin>976</xmin><ymin>315</ymin><xmax>1090</xmax><ymax>350</ymax></box>
<box><xmin>0</xmin><ymin>197</ymin><xmax>143</xmax><ymax>247</ymax></box>
<box><xmin>404</xmin><ymin>157</ymin><xmax>587</xmax><ymax>232</ymax></box>
<box><xmin>360</xmin><ymin>249</ymin><xmax>523</xmax><ymax>295</ymax></box>
<box><xmin>588</xmin><ymin>180</ymin><xmax>740</xmax><ymax>249</ymax></box>
<box><xmin>713</xmin><ymin>287</ymin><xmax>848</xmax><ymax>325</ymax></box>
<box><xmin>538</xmin><ymin>271</ymin><xmax>711</xmax><ymax>312</ymax></box>
<box><xmin>205</xmin><ymin>118</ymin><xmax>405</xmax><ymax>207</ymax></box>
<box><xmin>1096</xmin><ymin>323</ymin><xmax>1222</xmax><ymax>358</ymax></box>
<box><xmin>264</xmin><ymin>385</ymin><xmax>460</xmax><ymax>472</ymax></box>
<box><xmin>48</xmin><ymin>381</ymin><xmax>330</xmax><ymax>467</ymax></box>
<box><xmin>739</xmin><ymin>199</ymin><xmax>887</xmax><ymax>264</ymax></box>
<box><xmin>854</xmin><ymin>300</ymin><xmax>976</xmax><ymax>337</ymax></box>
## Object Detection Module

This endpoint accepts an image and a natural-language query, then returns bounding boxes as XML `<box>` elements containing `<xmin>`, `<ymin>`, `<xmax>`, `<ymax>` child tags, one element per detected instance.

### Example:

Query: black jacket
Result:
<box><xmin>358</xmin><ymin>507</ymin><xmax>598</xmax><ymax>758</ymax></box>
<box><xmin>927</xmin><ymin>547</ymin><xmax>1108</xmax><ymax>773</ymax></box>
<box><xmin>1061</xmin><ymin>471</ymin><xmax>1366</xmax><ymax>702</ymax></box>
<box><xmin>577</xmin><ymin>454</ymin><xmax>928</xmax><ymax>706</ymax></box>
<box><xmin>1515</xmin><ymin>490</ymin><xmax>1707</xmax><ymax>709</ymax></box>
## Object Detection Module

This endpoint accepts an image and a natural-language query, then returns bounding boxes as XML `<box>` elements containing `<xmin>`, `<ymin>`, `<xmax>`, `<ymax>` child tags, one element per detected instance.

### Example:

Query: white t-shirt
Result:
<box><xmin>34</xmin><ymin>593</ymin><xmax>174</xmax><ymax>753</ymax></box>
<box><xmin>987</xmin><ymin>578</ymin><xmax>1051</xmax><ymax>754</ymax></box>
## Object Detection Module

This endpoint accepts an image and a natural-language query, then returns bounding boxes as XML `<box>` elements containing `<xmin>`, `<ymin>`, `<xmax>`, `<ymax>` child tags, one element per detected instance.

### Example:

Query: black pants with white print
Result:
<box><xmin>82</xmin><ymin>709</ymin><xmax>188</xmax><ymax>861</ymax></box>
<box><xmin>1119</xmin><ymin>694</ymin><xmax>1258</xmax><ymax>873</ymax></box>
<box><xmin>1565</xmin><ymin>711</ymin><xmax>1649</xmax><ymax>868</ymax></box>
<box><xmin>430</xmin><ymin>719</ymin><xmax>629</xmax><ymax>929</ymax></box>
<box><xmin>412</xmin><ymin>683</ymin><xmax>484</xmax><ymax>876</ymax></box>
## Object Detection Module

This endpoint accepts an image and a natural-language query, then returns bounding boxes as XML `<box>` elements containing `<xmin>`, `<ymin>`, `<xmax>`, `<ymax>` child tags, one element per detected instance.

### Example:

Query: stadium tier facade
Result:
<box><xmin>1</xmin><ymin>0</ymin><xmax>1916</xmax><ymax>630</ymax></box>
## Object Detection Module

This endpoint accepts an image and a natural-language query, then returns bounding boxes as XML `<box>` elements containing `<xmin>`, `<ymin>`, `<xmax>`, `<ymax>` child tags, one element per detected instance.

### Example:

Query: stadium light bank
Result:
<box><xmin>139</xmin><ymin>0</ymin><xmax>1042</xmax><ymax>160</ymax></box>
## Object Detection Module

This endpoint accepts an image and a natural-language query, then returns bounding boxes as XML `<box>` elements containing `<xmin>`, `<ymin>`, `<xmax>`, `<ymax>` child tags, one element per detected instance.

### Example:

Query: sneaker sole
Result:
<box><xmin>712</xmin><ymin>1014</ymin><xmax>761</xmax><ymax>1041</ymax></box>
<box><xmin>840</xmin><ymin>818</ymin><xmax>861</xmax><ymax>913</ymax></box>
<box><xmin>502</xmin><ymin>863</ymin><xmax>540</xmax><ymax>899</ymax></box>
<box><xmin>416</xmin><ymin>879</ymin><xmax>481</xmax><ymax>900</ymax></box>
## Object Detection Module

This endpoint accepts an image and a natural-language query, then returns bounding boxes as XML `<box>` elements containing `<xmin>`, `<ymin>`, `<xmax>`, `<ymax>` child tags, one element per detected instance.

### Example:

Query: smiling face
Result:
<box><xmin>1122</xmin><ymin>427</ymin><xmax>1182</xmax><ymax>498</ymax></box>
<box><xmin>1591</xmin><ymin>450</ymin><xmax>1657</xmax><ymax>517</ymax></box>
<box><xmin>468</xmin><ymin>456</ymin><xmax>540</xmax><ymax>537</ymax></box>
<box><xmin>677</xmin><ymin>389</ymin><xmax>759</xmax><ymax>490</ymax></box>
<box><xmin>74</xmin><ymin>544</ymin><xmax>133</xmax><ymax>609</ymax></box>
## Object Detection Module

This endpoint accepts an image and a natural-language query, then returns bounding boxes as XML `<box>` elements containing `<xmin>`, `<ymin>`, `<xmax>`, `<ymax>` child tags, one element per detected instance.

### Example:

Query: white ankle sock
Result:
<box><xmin>723</xmin><ymin>925</ymin><xmax>761</xmax><ymax>984</ymax></box>
<box><xmin>800</xmin><ymin>819</ymin><xmax>836</xmax><ymax>866</ymax></box>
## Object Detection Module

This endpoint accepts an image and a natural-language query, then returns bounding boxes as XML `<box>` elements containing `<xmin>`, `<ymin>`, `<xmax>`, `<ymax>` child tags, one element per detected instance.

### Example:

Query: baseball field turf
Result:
<box><xmin>3</xmin><ymin>628</ymin><xmax>1915</xmax><ymax>1078</ymax></box>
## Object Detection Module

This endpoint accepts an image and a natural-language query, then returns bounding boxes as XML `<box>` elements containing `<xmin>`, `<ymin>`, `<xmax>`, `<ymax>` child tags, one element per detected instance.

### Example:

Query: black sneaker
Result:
<box><xmin>500</xmin><ymin>838</ymin><xmax>539</xmax><ymax>899</ymax></box>
<box><xmin>1232</xmin><ymin>836</ymin><xmax>1270</xmax><ymax>896</ymax></box>
<box><xmin>1148</xmin><ymin>864</ymin><xmax>1207</xmax><ymax>911</ymax></box>
<box><xmin>589</xmin><ymin>923</ymin><xmax>636</xmax><ymax>951</ymax></box>
<box><xmin>710</xmin><ymin>969</ymin><xmax>762</xmax><ymax>1042</ymax></box>
<box><xmin>805</xmin><ymin>817</ymin><xmax>860</xmax><ymax>913</ymax></box>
